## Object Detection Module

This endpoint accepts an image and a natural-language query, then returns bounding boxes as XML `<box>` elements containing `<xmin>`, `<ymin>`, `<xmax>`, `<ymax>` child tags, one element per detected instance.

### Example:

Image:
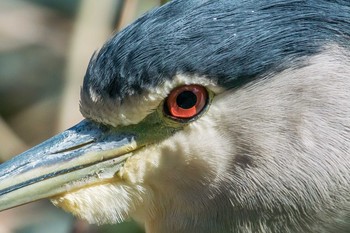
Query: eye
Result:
<box><xmin>165</xmin><ymin>84</ymin><xmax>208</xmax><ymax>119</ymax></box>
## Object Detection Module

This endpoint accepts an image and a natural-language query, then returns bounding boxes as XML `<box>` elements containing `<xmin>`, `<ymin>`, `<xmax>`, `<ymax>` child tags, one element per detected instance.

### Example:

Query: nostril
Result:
<box><xmin>51</xmin><ymin>140</ymin><xmax>95</xmax><ymax>154</ymax></box>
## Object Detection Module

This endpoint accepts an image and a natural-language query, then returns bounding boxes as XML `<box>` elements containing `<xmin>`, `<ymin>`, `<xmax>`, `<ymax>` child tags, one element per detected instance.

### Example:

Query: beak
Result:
<box><xmin>0</xmin><ymin>119</ymin><xmax>145</xmax><ymax>211</ymax></box>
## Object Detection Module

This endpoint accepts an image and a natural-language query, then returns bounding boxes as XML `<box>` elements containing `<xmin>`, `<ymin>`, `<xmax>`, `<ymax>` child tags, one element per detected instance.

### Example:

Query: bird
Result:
<box><xmin>1</xmin><ymin>0</ymin><xmax>350</xmax><ymax>232</ymax></box>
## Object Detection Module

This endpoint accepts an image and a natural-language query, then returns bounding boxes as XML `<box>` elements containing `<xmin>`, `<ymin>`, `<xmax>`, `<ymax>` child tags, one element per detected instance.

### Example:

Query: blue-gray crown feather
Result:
<box><xmin>83</xmin><ymin>0</ymin><xmax>350</xmax><ymax>101</ymax></box>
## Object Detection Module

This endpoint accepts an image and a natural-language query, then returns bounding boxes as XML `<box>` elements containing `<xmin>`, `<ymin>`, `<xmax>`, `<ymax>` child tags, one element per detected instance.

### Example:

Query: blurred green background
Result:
<box><xmin>0</xmin><ymin>0</ymin><xmax>166</xmax><ymax>232</ymax></box>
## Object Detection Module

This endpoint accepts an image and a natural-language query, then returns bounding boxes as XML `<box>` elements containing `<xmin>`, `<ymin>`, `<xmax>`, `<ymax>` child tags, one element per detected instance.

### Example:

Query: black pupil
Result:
<box><xmin>176</xmin><ymin>91</ymin><xmax>197</xmax><ymax>109</ymax></box>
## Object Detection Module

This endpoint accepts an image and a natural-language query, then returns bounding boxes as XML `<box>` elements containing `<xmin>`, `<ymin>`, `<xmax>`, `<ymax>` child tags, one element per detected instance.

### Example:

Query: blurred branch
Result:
<box><xmin>57</xmin><ymin>0</ymin><xmax>122</xmax><ymax>132</ymax></box>
<box><xmin>116</xmin><ymin>0</ymin><xmax>138</xmax><ymax>30</ymax></box>
<box><xmin>0</xmin><ymin>116</ymin><xmax>27</xmax><ymax>162</ymax></box>
<box><xmin>71</xmin><ymin>219</ymin><xmax>98</xmax><ymax>233</ymax></box>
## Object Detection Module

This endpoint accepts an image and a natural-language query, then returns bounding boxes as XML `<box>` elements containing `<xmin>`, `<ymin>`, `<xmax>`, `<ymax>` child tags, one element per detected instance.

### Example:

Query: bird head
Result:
<box><xmin>1</xmin><ymin>0</ymin><xmax>350</xmax><ymax>232</ymax></box>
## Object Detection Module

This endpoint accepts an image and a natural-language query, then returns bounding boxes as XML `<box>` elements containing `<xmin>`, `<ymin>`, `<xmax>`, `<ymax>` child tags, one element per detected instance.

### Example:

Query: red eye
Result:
<box><xmin>165</xmin><ymin>85</ymin><xmax>208</xmax><ymax>119</ymax></box>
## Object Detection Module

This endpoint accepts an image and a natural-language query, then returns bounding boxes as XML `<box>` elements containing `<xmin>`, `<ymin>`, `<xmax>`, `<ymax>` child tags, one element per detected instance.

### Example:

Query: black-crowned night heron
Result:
<box><xmin>1</xmin><ymin>0</ymin><xmax>350</xmax><ymax>232</ymax></box>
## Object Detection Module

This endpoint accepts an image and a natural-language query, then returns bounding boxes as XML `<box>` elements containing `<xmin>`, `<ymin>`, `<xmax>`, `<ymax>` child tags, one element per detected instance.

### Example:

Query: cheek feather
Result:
<box><xmin>51</xmin><ymin>182</ymin><xmax>146</xmax><ymax>225</ymax></box>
